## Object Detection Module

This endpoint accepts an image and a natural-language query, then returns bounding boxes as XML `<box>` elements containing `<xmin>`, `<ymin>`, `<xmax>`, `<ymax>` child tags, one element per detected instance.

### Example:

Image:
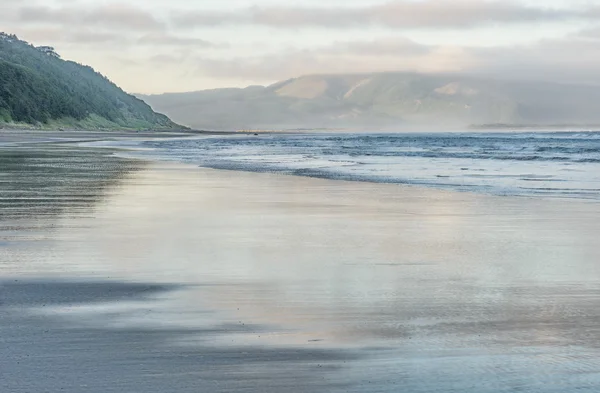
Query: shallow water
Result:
<box><xmin>136</xmin><ymin>132</ymin><xmax>600</xmax><ymax>200</ymax></box>
<box><xmin>2</xmin><ymin>144</ymin><xmax>600</xmax><ymax>392</ymax></box>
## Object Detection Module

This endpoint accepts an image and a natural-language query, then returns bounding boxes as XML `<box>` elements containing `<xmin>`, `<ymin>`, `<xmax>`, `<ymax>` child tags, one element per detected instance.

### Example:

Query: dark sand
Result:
<box><xmin>2</xmin><ymin>135</ymin><xmax>600</xmax><ymax>392</ymax></box>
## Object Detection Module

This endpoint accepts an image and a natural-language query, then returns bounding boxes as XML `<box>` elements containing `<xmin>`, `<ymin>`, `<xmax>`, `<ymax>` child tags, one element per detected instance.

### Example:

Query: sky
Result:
<box><xmin>2</xmin><ymin>0</ymin><xmax>600</xmax><ymax>94</ymax></box>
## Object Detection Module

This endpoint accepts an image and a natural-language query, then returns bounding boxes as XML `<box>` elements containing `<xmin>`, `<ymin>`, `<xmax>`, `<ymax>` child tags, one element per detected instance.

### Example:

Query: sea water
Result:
<box><xmin>138</xmin><ymin>131</ymin><xmax>600</xmax><ymax>200</ymax></box>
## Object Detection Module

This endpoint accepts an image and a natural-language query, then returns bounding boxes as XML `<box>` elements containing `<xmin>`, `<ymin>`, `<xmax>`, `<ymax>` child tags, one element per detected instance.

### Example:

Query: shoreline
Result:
<box><xmin>4</xmin><ymin>129</ymin><xmax>600</xmax><ymax>204</ymax></box>
<box><xmin>104</xmin><ymin>133</ymin><xmax>600</xmax><ymax>204</ymax></box>
<box><xmin>0</xmin><ymin>128</ymin><xmax>236</xmax><ymax>140</ymax></box>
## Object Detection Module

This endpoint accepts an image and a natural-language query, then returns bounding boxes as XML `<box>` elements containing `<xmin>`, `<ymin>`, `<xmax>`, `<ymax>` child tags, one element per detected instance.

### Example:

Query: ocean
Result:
<box><xmin>134</xmin><ymin>131</ymin><xmax>600</xmax><ymax>200</ymax></box>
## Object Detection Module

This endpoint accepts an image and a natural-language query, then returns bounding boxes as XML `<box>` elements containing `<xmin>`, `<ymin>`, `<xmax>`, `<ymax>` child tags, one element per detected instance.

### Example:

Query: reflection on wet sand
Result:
<box><xmin>0</xmin><ymin>145</ymin><xmax>143</xmax><ymax>238</ymax></box>
<box><xmin>3</xmin><ymin>146</ymin><xmax>600</xmax><ymax>392</ymax></box>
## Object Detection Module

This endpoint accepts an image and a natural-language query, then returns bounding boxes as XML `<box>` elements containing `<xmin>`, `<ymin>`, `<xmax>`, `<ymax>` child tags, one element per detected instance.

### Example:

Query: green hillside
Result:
<box><xmin>141</xmin><ymin>73</ymin><xmax>600</xmax><ymax>131</ymax></box>
<box><xmin>0</xmin><ymin>33</ymin><xmax>181</xmax><ymax>130</ymax></box>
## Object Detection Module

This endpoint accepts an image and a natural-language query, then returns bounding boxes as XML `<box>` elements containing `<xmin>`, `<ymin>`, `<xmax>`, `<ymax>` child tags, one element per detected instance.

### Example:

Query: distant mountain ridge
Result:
<box><xmin>0</xmin><ymin>33</ymin><xmax>181</xmax><ymax>130</ymax></box>
<box><xmin>140</xmin><ymin>73</ymin><xmax>600</xmax><ymax>131</ymax></box>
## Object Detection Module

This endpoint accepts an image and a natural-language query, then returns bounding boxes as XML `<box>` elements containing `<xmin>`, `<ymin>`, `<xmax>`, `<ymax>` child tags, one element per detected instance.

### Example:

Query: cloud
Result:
<box><xmin>9</xmin><ymin>4</ymin><xmax>223</xmax><ymax>49</ymax></box>
<box><xmin>576</xmin><ymin>27</ymin><xmax>600</xmax><ymax>39</ymax></box>
<box><xmin>66</xmin><ymin>30</ymin><xmax>122</xmax><ymax>44</ymax></box>
<box><xmin>18</xmin><ymin>4</ymin><xmax>164</xmax><ymax>32</ymax></box>
<box><xmin>3</xmin><ymin>26</ymin><xmax>126</xmax><ymax>46</ymax></box>
<box><xmin>190</xmin><ymin>30</ymin><xmax>600</xmax><ymax>86</ymax></box>
<box><xmin>173</xmin><ymin>0</ymin><xmax>591</xmax><ymax>30</ymax></box>
<box><xmin>192</xmin><ymin>38</ymin><xmax>476</xmax><ymax>81</ymax></box>
<box><xmin>137</xmin><ymin>33</ymin><xmax>217</xmax><ymax>48</ymax></box>
<box><xmin>469</xmin><ymin>33</ymin><xmax>600</xmax><ymax>85</ymax></box>
<box><xmin>329</xmin><ymin>37</ymin><xmax>432</xmax><ymax>56</ymax></box>
<box><xmin>5</xmin><ymin>0</ymin><xmax>600</xmax><ymax>94</ymax></box>
<box><xmin>173</xmin><ymin>10</ymin><xmax>243</xmax><ymax>27</ymax></box>
<box><xmin>6</xmin><ymin>25</ymin><xmax>221</xmax><ymax>49</ymax></box>
<box><xmin>148</xmin><ymin>54</ymin><xmax>189</xmax><ymax>66</ymax></box>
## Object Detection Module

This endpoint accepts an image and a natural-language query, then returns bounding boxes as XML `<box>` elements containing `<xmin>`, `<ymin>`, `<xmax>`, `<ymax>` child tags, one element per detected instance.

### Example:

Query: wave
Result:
<box><xmin>140</xmin><ymin>132</ymin><xmax>600</xmax><ymax>200</ymax></box>
<box><xmin>535</xmin><ymin>146</ymin><xmax>600</xmax><ymax>154</ymax></box>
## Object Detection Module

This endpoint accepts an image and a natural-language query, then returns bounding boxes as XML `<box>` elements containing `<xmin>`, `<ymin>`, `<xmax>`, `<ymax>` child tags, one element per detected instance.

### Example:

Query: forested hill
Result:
<box><xmin>0</xmin><ymin>33</ymin><xmax>181</xmax><ymax>130</ymax></box>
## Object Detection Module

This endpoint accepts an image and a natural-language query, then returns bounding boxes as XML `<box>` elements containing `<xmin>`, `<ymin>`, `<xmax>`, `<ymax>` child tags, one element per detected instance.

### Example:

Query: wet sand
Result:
<box><xmin>2</xmin><ymin>140</ymin><xmax>600</xmax><ymax>392</ymax></box>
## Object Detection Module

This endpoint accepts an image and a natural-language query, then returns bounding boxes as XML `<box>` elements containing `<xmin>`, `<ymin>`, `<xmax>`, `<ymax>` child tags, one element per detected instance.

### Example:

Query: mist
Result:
<box><xmin>139</xmin><ymin>72</ymin><xmax>600</xmax><ymax>131</ymax></box>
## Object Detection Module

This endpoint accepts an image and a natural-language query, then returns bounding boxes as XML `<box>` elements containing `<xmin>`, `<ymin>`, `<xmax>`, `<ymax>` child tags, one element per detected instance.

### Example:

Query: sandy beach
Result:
<box><xmin>3</xmin><ymin>136</ymin><xmax>600</xmax><ymax>392</ymax></box>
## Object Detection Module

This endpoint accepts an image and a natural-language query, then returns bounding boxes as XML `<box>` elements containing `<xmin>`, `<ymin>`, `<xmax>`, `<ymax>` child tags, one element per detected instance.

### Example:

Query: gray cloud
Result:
<box><xmin>5</xmin><ymin>0</ymin><xmax>600</xmax><ymax>94</ymax></box>
<box><xmin>110</xmin><ymin>56</ymin><xmax>141</xmax><ymax>68</ymax></box>
<box><xmin>190</xmin><ymin>31</ymin><xmax>600</xmax><ymax>86</ymax></box>
<box><xmin>148</xmin><ymin>54</ymin><xmax>190</xmax><ymax>66</ymax></box>
<box><xmin>5</xmin><ymin>27</ymin><xmax>223</xmax><ymax>49</ymax></box>
<box><xmin>66</xmin><ymin>30</ymin><xmax>122</xmax><ymax>44</ymax></box>
<box><xmin>192</xmin><ymin>38</ymin><xmax>466</xmax><ymax>81</ymax></box>
<box><xmin>173</xmin><ymin>0</ymin><xmax>592</xmax><ymax>30</ymax></box>
<box><xmin>173</xmin><ymin>10</ymin><xmax>243</xmax><ymax>27</ymax></box>
<box><xmin>330</xmin><ymin>38</ymin><xmax>432</xmax><ymax>56</ymax></box>
<box><xmin>6</xmin><ymin>24</ymin><xmax>220</xmax><ymax>49</ymax></box>
<box><xmin>137</xmin><ymin>33</ymin><xmax>216</xmax><ymax>48</ymax></box>
<box><xmin>18</xmin><ymin>4</ymin><xmax>165</xmax><ymax>31</ymax></box>
<box><xmin>3</xmin><ymin>26</ymin><xmax>126</xmax><ymax>46</ymax></box>
<box><xmin>194</xmin><ymin>53</ymin><xmax>325</xmax><ymax>81</ymax></box>
<box><xmin>576</xmin><ymin>27</ymin><xmax>600</xmax><ymax>39</ymax></box>
<box><xmin>470</xmin><ymin>34</ymin><xmax>600</xmax><ymax>85</ymax></box>
<box><xmin>10</xmin><ymin>4</ymin><xmax>225</xmax><ymax>49</ymax></box>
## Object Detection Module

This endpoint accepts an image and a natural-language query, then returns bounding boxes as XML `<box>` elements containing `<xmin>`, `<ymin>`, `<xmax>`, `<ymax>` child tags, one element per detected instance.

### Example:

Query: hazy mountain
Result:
<box><xmin>140</xmin><ymin>73</ymin><xmax>600</xmax><ymax>131</ymax></box>
<box><xmin>0</xmin><ymin>33</ymin><xmax>181</xmax><ymax>130</ymax></box>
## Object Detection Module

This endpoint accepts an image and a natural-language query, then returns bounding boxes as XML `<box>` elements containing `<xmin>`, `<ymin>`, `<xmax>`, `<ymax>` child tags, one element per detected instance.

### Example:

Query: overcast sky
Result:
<box><xmin>2</xmin><ymin>0</ymin><xmax>600</xmax><ymax>94</ymax></box>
